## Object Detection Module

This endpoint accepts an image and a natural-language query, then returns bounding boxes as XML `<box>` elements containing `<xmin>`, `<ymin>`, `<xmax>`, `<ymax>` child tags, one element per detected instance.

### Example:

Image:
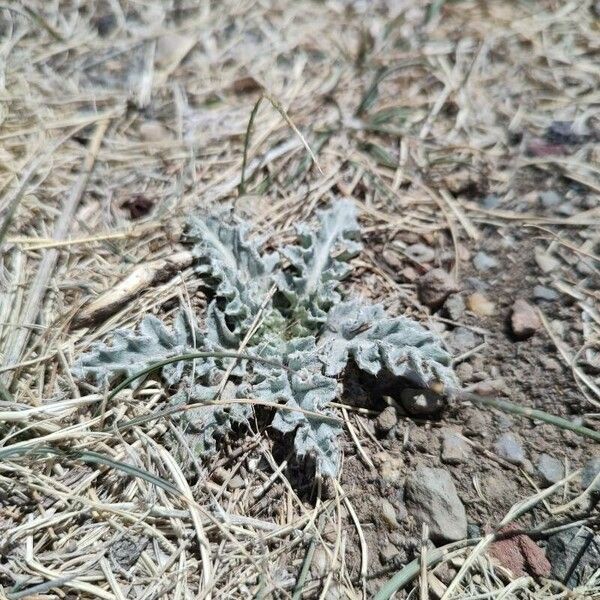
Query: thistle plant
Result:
<box><xmin>73</xmin><ymin>200</ymin><xmax>457</xmax><ymax>477</ymax></box>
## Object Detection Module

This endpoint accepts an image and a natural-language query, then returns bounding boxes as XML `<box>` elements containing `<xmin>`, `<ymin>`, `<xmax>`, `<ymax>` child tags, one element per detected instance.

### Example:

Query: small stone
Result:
<box><xmin>533</xmin><ymin>285</ymin><xmax>559</xmax><ymax>302</ymax></box>
<box><xmin>405</xmin><ymin>243</ymin><xmax>435</xmax><ymax>263</ymax></box>
<box><xmin>455</xmin><ymin>362</ymin><xmax>473</xmax><ymax>382</ymax></box>
<box><xmin>536</xmin><ymin>453</ymin><xmax>564</xmax><ymax>487</ymax></box>
<box><xmin>467</xmin><ymin>523</ymin><xmax>481</xmax><ymax>539</ymax></box>
<box><xmin>581</xmin><ymin>456</ymin><xmax>600</xmax><ymax>491</ymax></box>
<box><xmin>228</xmin><ymin>475</ymin><xmax>245</xmax><ymax>490</ymax></box>
<box><xmin>440</xmin><ymin>429</ymin><xmax>469</xmax><ymax>465</ymax></box>
<box><xmin>375</xmin><ymin>452</ymin><xmax>404</xmax><ymax>483</ymax></box>
<box><xmin>539</xmin><ymin>355</ymin><xmax>561</xmax><ymax>371</ymax></box>
<box><xmin>535</xmin><ymin>249</ymin><xmax>561</xmax><ymax>273</ymax></box>
<box><xmin>547</xmin><ymin>527</ymin><xmax>600</xmax><ymax>589</ymax></box>
<box><xmin>495</xmin><ymin>432</ymin><xmax>526</xmax><ymax>465</ymax></box>
<box><xmin>557</xmin><ymin>202</ymin><xmax>574</xmax><ymax>216</ymax></box>
<box><xmin>400</xmin><ymin>388</ymin><xmax>444</xmax><ymax>416</ymax></box>
<box><xmin>417</xmin><ymin>269</ymin><xmax>458</xmax><ymax>309</ymax></box>
<box><xmin>376</xmin><ymin>406</ymin><xmax>398</xmax><ymax>435</ymax></box>
<box><xmin>383</xmin><ymin>249</ymin><xmax>403</xmax><ymax>271</ymax></box>
<box><xmin>404</xmin><ymin>467</ymin><xmax>467</xmax><ymax>543</ymax></box>
<box><xmin>482</xmin><ymin>194</ymin><xmax>501</xmax><ymax>209</ymax></box>
<box><xmin>511</xmin><ymin>299</ymin><xmax>541</xmax><ymax>339</ymax></box>
<box><xmin>473</xmin><ymin>252</ymin><xmax>498</xmax><ymax>271</ymax></box>
<box><xmin>465</xmin><ymin>412</ymin><xmax>488</xmax><ymax>437</ymax></box>
<box><xmin>401</xmin><ymin>265</ymin><xmax>419</xmax><ymax>282</ymax></box>
<box><xmin>539</xmin><ymin>190</ymin><xmax>561</xmax><ymax>208</ymax></box>
<box><xmin>379</xmin><ymin>543</ymin><xmax>398</xmax><ymax>563</ymax></box>
<box><xmin>380</xmin><ymin>499</ymin><xmax>400</xmax><ymax>529</ymax></box>
<box><xmin>447</xmin><ymin>327</ymin><xmax>482</xmax><ymax>354</ymax></box>
<box><xmin>465</xmin><ymin>276</ymin><xmax>489</xmax><ymax>291</ymax></box>
<box><xmin>467</xmin><ymin>292</ymin><xmax>496</xmax><ymax>316</ymax></box>
<box><xmin>444</xmin><ymin>294</ymin><xmax>465</xmax><ymax>320</ymax></box>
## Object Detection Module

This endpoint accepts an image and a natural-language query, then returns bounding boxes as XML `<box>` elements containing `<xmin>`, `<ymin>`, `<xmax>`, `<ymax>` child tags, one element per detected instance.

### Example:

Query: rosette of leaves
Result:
<box><xmin>74</xmin><ymin>200</ymin><xmax>458</xmax><ymax>478</ymax></box>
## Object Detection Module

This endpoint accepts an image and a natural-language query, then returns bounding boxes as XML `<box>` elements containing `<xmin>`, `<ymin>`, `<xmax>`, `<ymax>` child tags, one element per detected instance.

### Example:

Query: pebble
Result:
<box><xmin>455</xmin><ymin>362</ymin><xmax>474</xmax><ymax>382</ymax></box>
<box><xmin>473</xmin><ymin>252</ymin><xmax>498</xmax><ymax>271</ymax></box>
<box><xmin>376</xmin><ymin>406</ymin><xmax>398</xmax><ymax>435</ymax></box>
<box><xmin>511</xmin><ymin>299</ymin><xmax>541</xmax><ymax>338</ymax></box>
<box><xmin>546</xmin><ymin>527</ymin><xmax>600</xmax><ymax>589</ymax></box>
<box><xmin>536</xmin><ymin>453</ymin><xmax>565</xmax><ymax>486</ymax></box>
<box><xmin>533</xmin><ymin>285</ymin><xmax>559</xmax><ymax>302</ymax></box>
<box><xmin>376</xmin><ymin>452</ymin><xmax>404</xmax><ymax>484</ymax></box>
<box><xmin>380</xmin><ymin>499</ymin><xmax>400</xmax><ymax>529</ymax></box>
<box><xmin>417</xmin><ymin>268</ymin><xmax>458</xmax><ymax>309</ymax></box>
<box><xmin>405</xmin><ymin>243</ymin><xmax>435</xmax><ymax>263</ymax></box>
<box><xmin>535</xmin><ymin>249</ymin><xmax>561</xmax><ymax>273</ymax></box>
<box><xmin>465</xmin><ymin>278</ymin><xmax>489</xmax><ymax>292</ymax></box>
<box><xmin>495</xmin><ymin>432</ymin><xmax>526</xmax><ymax>465</ymax></box>
<box><xmin>400</xmin><ymin>388</ymin><xmax>444</xmax><ymax>416</ymax></box>
<box><xmin>467</xmin><ymin>292</ymin><xmax>496</xmax><ymax>316</ymax></box>
<box><xmin>379</xmin><ymin>543</ymin><xmax>399</xmax><ymax>563</ymax></box>
<box><xmin>404</xmin><ymin>467</ymin><xmax>467</xmax><ymax>543</ymax></box>
<box><xmin>447</xmin><ymin>327</ymin><xmax>482</xmax><ymax>354</ymax></box>
<box><xmin>440</xmin><ymin>429</ymin><xmax>469</xmax><ymax>465</ymax></box>
<box><xmin>482</xmin><ymin>194</ymin><xmax>501</xmax><ymax>209</ymax></box>
<box><xmin>557</xmin><ymin>202</ymin><xmax>574</xmax><ymax>216</ymax></box>
<box><xmin>444</xmin><ymin>294</ymin><xmax>466</xmax><ymax>320</ymax></box>
<box><xmin>581</xmin><ymin>456</ymin><xmax>600</xmax><ymax>491</ymax></box>
<box><xmin>539</xmin><ymin>190</ymin><xmax>561</xmax><ymax>208</ymax></box>
<box><xmin>465</xmin><ymin>412</ymin><xmax>488</xmax><ymax>437</ymax></box>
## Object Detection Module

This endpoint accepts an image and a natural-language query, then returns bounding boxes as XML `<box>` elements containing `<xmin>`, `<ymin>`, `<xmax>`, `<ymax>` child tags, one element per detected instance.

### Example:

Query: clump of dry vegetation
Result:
<box><xmin>1</xmin><ymin>1</ymin><xmax>598</xmax><ymax>599</ymax></box>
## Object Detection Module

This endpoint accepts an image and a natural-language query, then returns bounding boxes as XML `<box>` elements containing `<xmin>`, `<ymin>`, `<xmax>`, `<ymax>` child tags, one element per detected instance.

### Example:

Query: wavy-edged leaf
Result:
<box><xmin>277</xmin><ymin>199</ymin><xmax>361</xmax><ymax>335</ymax></box>
<box><xmin>253</xmin><ymin>337</ymin><xmax>341</xmax><ymax>477</ymax></box>
<box><xmin>319</xmin><ymin>300</ymin><xmax>458</xmax><ymax>396</ymax></box>
<box><xmin>73</xmin><ymin>312</ymin><xmax>202</xmax><ymax>387</ymax></box>
<box><xmin>186</xmin><ymin>210</ymin><xmax>278</xmax><ymax>337</ymax></box>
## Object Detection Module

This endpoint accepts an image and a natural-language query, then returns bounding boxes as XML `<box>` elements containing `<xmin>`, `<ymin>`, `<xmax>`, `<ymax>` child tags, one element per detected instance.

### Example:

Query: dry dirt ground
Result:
<box><xmin>0</xmin><ymin>1</ymin><xmax>599</xmax><ymax>599</ymax></box>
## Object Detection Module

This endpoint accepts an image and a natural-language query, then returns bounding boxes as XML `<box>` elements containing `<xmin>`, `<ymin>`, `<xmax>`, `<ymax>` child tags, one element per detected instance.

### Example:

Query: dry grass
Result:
<box><xmin>0</xmin><ymin>1</ymin><xmax>598</xmax><ymax>599</ymax></box>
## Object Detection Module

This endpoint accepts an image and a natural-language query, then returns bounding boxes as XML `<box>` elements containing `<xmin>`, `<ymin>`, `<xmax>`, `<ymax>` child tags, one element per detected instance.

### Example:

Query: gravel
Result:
<box><xmin>417</xmin><ymin>268</ymin><xmax>458</xmax><ymax>309</ymax></box>
<box><xmin>536</xmin><ymin>453</ymin><xmax>565</xmax><ymax>486</ymax></box>
<box><xmin>473</xmin><ymin>252</ymin><xmax>498</xmax><ymax>271</ymax></box>
<box><xmin>495</xmin><ymin>432</ymin><xmax>526</xmax><ymax>465</ymax></box>
<box><xmin>404</xmin><ymin>467</ymin><xmax>467</xmax><ymax>543</ymax></box>
<box><xmin>510</xmin><ymin>299</ymin><xmax>541</xmax><ymax>338</ymax></box>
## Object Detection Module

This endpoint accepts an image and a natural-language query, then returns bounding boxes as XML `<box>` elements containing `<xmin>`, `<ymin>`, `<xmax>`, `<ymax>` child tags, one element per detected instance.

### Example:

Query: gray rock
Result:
<box><xmin>467</xmin><ymin>523</ymin><xmax>481</xmax><ymax>539</ymax></box>
<box><xmin>535</xmin><ymin>249</ymin><xmax>561</xmax><ymax>273</ymax></box>
<box><xmin>465</xmin><ymin>277</ymin><xmax>489</xmax><ymax>291</ymax></box>
<box><xmin>380</xmin><ymin>498</ymin><xmax>400</xmax><ymax>529</ymax></box>
<box><xmin>405</xmin><ymin>467</ymin><xmax>467</xmax><ymax>543</ymax></box>
<box><xmin>376</xmin><ymin>406</ymin><xmax>398</xmax><ymax>435</ymax></box>
<box><xmin>400</xmin><ymin>388</ymin><xmax>444</xmax><ymax>416</ymax></box>
<box><xmin>405</xmin><ymin>243</ymin><xmax>435</xmax><ymax>263</ymax></box>
<box><xmin>455</xmin><ymin>362</ymin><xmax>473</xmax><ymax>382</ymax></box>
<box><xmin>379</xmin><ymin>543</ymin><xmax>399</xmax><ymax>564</ymax></box>
<box><xmin>473</xmin><ymin>252</ymin><xmax>498</xmax><ymax>271</ymax></box>
<box><xmin>539</xmin><ymin>190</ymin><xmax>561</xmax><ymax>208</ymax></box>
<box><xmin>581</xmin><ymin>456</ymin><xmax>600</xmax><ymax>491</ymax></box>
<box><xmin>533</xmin><ymin>285</ymin><xmax>559</xmax><ymax>301</ymax></box>
<box><xmin>495</xmin><ymin>432</ymin><xmax>526</xmax><ymax>465</ymax></box>
<box><xmin>547</xmin><ymin>527</ymin><xmax>600</xmax><ymax>588</ymax></box>
<box><xmin>536</xmin><ymin>453</ymin><xmax>565</xmax><ymax>486</ymax></box>
<box><xmin>444</xmin><ymin>294</ymin><xmax>466</xmax><ymax>321</ymax></box>
<box><xmin>511</xmin><ymin>299</ymin><xmax>541</xmax><ymax>338</ymax></box>
<box><xmin>482</xmin><ymin>194</ymin><xmax>501</xmax><ymax>209</ymax></box>
<box><xmin>557</xmin><ymin>202</ymin><xmax>574</xmax><ymax>216</ymax></box>
<box><xmin>417</xmin><ymin>269</ymin><xmax>458</xmax><ymax>309</ymax></box>
<box><xmin>447</xmin><ymin>327</ymin><xmax>482</xmax><ymax>354</ymax></box>
<box><xmin>440</xmin><ymin>429</ymin><xmax>469</xmax><ymax>465</ymax></box>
